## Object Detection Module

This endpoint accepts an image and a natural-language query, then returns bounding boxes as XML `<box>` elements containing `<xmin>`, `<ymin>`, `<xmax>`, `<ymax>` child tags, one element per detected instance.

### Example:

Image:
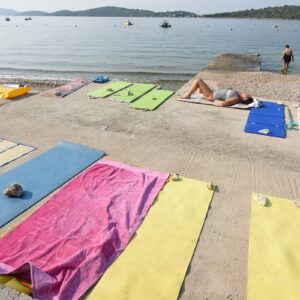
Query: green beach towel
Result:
<box><xmin>130</xmin><ymin>90</ymin><xmax>174</xmax><ymax>111</ymax></box>
<box><xmin>88</xmin><ymin>82</ymin><xmax>132</xmax><ymax>99</ymax></box>
<box><xmin>111</xmin><ymin>84</ymin><xmax>156</xmax><ymax>103</ymax></box>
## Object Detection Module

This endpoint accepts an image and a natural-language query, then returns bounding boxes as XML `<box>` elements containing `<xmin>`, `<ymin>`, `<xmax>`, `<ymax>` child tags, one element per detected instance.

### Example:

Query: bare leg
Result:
<box><xmin>181</xmin><ymin>78</ymin><xmax>213</xmax><ymax>99</ymax></box>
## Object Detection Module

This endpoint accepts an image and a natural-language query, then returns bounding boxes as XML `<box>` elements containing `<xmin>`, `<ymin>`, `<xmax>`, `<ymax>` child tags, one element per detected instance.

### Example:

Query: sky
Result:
<box><xmin>0</xmin><ymin>0</ymin><xmax>299</xmax><ymax>14</ymax></box>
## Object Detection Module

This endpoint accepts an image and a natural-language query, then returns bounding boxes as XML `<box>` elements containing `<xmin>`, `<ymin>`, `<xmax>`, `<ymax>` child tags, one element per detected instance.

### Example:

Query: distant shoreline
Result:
<box><xmin>3</xmin><ymin>16</ymin><xmax>300</xmax><ymax>21</ymax></box>
<box><xmin>1</xmin><ymin>5</ymin><xmax>299</xmax><ymax>19</ymax></box>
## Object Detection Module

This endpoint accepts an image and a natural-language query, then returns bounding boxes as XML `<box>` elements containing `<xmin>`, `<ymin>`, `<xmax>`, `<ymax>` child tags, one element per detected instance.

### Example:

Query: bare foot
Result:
<box><xmin>180</xmin><ymin>93</ymin><xmax>190</xmax><ymax>99</ymax></box>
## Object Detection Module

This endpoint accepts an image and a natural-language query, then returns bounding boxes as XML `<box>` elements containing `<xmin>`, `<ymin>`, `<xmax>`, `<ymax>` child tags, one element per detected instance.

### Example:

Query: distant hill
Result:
<box><xmin>16</xmin><ymin>6</ymin><xmax>198</xmax><ymax>17</ymax></box>
<box><xmin>17</xmin><ymin>10</ymin><xmax>48</xmax><ymax>16</ymax></box>
<box><xmin>0</xmin><ymin>8</ymin><xmax>17</xmax><ymax>15</ymax></box>
<box><xmin>203</xmin><ymin>5</ymin><xmax>300</xmax><ymax>19</ymax></box>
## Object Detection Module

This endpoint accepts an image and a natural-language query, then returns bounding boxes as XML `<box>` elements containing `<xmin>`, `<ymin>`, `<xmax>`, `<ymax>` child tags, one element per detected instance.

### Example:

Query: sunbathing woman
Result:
<box><xmin>181</xmin><ymin>78</ymin><xmax>253</xmax><ymax>107</ymax></box>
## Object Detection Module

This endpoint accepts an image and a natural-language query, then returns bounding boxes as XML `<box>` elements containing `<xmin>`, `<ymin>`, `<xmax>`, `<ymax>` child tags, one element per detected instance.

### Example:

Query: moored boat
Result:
<box><xmin>123</xmin><ymin>20</ymin><xmax>134</xmax><ymax>26</ymax></box>
<box><xmin>160</xmin><ymin>20</ymin><xmax>171</xmax><ymax>28</ymax></box>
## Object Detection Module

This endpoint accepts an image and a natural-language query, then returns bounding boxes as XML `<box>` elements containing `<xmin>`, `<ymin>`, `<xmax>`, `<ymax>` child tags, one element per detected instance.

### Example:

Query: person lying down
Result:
<box><xmin>181</xmin><ymin>78</ymin><xmax>253</xmax><ymax>107</ymax></box>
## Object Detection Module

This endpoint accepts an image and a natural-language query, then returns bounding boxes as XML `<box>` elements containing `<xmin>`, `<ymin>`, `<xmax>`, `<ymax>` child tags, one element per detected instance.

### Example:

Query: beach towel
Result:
<box><xmin>0</xmin><ymin>160</ymin><xmax>169</xmax><ymax>300</ymax></box>
<box><xmin>110</xmin><ymin>83</ymin><xmax>156</xmax><ymax>103</ymax></box>
<box><xmin>244</xmin><ymin>101</ymin><xmax>286</xmax><ymax>138</ymax></box>
<box><xmin>89</xmin><ymin>177</ymin><xmax>214</xmax><ymax>300</ymax></box>
<box><xmin>93</xmin><ymin>75</ymin><xmax>110</xmax><ymax>84</ymax></box>
<box><xmin>40</xmin><ymin>79</ymin><xmax>90</xmax><ymax>98</ymax></box>
<box><xmin>130</xmin><ymin>89</ymin><xmax>174</xmax><ymax>111</ymax></box>
<box><xmin>0</xmin><ymin>275</ymin><xmax>32</xmax><ymax>295</ymax></box>
<box><xmin>0</xmin><ymin>144</ymin><xmax>35</xmax><ymax>167</ymax></box>
<box><xmin>88</xmin><ymin>82</ymin><xmax>132</xmax><ymax>98</ymax></box>
<box><xmin>248</xmin><ymin>194</ymin><xmax>300</xmax><ymax>300</ymax></box>
<box><xmin>178</xmin><ymin>93</ymin><xmax>253</xmax><ymax>109</ymax></box>
<box><xmin>0</xmin><ymin>141</ymin><xmax>104</xmax><ymax>227</ymax></box>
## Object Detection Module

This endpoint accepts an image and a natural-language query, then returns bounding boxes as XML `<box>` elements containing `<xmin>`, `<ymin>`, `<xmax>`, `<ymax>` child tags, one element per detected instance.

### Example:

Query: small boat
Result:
<box><xmin>25</xmin><ymin>17</ymin><xmax>32</xmax><ymax>21</ymax></box>
<box><xmin>160</xmin><ymin>20</ymin><xmax>171</xmax><ymax>28</ymax></box>
<box><xmin>272</xmin><ymin>25</ymin><xmax>278</xmax><ymax>29</ymax></box>
<box><xmin>5</xmin><ymin>17</ymin><xmax>10</xmax><ymax>22</ymax></box>
<box><xmin>123</xmin><ymin>20</ymin><xmax>133</xmax><ymax>26</ymax></box>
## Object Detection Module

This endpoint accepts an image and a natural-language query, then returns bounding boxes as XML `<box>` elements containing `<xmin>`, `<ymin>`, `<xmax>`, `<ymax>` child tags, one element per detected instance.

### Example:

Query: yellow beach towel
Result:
<box><xmin>248</xmin><ymin>194</ymin><xmax>300</xmax><ymax>300</ymax></box>
<box><xmin>0</xmin><ymin>276</ymin><xmax>31</xmax><ymax>295</ymax></box>
<box><xmin>0</xmin><ymin>86</ymin><xmax>31</xmax><ymax>100</ymax></box>
<box><xmin>89</xmin><ymin>177</ymin><xmax>214</xmax><ymax>300</ymax></box>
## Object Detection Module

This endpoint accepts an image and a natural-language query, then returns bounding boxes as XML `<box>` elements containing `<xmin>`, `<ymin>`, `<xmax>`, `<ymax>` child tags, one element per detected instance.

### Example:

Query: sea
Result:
<box><xmin>0</xmin><ymin>16</ymin><xmax>300</xmax><ymax>89</ymax></box>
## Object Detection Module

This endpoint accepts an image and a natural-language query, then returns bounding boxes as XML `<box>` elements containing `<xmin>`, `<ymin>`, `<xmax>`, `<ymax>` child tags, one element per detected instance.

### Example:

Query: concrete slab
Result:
<box><xmin>0</xmin><ymin>54</ymin><xmax>299</xmax><ymax>299</ymax></box>
<box><xmin>204</xmin><ymin>53</ymin><xmax>261</xmax><ymax>73</ymax></box>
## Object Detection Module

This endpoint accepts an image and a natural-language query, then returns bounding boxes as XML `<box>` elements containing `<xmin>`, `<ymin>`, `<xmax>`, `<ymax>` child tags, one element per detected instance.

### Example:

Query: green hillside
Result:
<box><xmin>203</xmin><ymin>5</ymin><xmax>300</xmax><ymax>19</ymax></box>
<box><xmin>17</xmin><ymin>6</ymin><xmax>198</xmax><ymax>17</ymax></box>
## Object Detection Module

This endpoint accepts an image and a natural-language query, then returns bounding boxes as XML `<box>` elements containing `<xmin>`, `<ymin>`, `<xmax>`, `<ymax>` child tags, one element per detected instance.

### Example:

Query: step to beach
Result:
<box><xmin>204</xmin><ymin>53</ymin><xmax>262</xmax><ymax>73</ymax></box>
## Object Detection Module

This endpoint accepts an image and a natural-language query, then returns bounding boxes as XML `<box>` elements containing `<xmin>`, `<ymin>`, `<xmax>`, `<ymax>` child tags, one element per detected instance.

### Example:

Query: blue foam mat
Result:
<box><xmin>247</xmin><ymin>114</ymin><xmax>285</xmax><ymax>127</ymax></box>
<box><xmin>0</xmin><ymin>141</ymin><xmax>105</xmax><ymax>227</ymax></box>
<box><xmin>244</xmin><ymin>101</ymin><xmax>286</xmax><ymax>138</ymax></box>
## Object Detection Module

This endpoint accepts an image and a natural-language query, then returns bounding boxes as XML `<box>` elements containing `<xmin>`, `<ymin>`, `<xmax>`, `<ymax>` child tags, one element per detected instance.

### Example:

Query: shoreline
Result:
<box><xmin>0</xmin><ymin>77</ymin><xmax>189</xmax><ymax>93</ymax></box>
<box><xmin>2</xmin><ymin>70</ymin><xmax>298</xmax><ymax>101</ymax></box>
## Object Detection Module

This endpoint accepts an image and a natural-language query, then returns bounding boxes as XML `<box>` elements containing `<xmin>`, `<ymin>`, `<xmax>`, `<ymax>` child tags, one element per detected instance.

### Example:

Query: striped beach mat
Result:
<box><xmin>88</xmin><ymin>82</ymin><xmax>132</xmax><ymax>98</ymax></box>
<box><xmin>110</xmin><ymin>83</ymin><xmax>156</xmax><ymax>103</ymax></box>
<box><xmin>40</xmin><ymin>79</ymin><xmax>91</xmax><ymax>97</ymax></box>
<box><xmin>0</xmin><ymin>144</ymin><xmax>36</xmax><ymax>167</ymax></box>
<box><xmin>0</xmin><ymin>139</ymin><xmax>18</xmax><ymax>153</ymax></box>
<box><xmin>130</xmin><ymin>89</ymin><xmax>174</xmax><ymax>111</ymax></box>
<box><xmin>248</xmin><ymin>194</ymin><xmax>300</xmax><ymax>300</ymax></box>
<box><xmin>0</xmin><ymin>141</ymin><xmax>104</xmax><ymax>227</ymax></box>
<box><xmin>89</xmin><ymin>177</ymin><xmax>214</xmax><ymax>300</ymax></box>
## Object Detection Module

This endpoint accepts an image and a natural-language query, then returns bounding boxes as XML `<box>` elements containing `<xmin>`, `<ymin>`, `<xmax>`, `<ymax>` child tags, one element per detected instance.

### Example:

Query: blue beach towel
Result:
<box><xmin>93</xmin><ymin>75</ymin><xmax>110</xmax><ymax>84</ymax></box>
<box><xmin>244</xmin><ymin>101</ymin><xmax>286</xmax><ymax>138</ymax></box>
<box><xmin>0</xmin><ymin>141</ymin><xmax>105</xmax><ymax>227</ymax></box>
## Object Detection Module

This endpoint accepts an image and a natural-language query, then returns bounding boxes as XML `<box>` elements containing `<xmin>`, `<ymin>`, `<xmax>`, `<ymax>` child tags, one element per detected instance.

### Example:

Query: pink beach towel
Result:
<box><xmin>39</xmin><ymin>79</ymin><xmax>90</xmax><ymax>97</ymax></box>
<box><xmin>0</xmin><ymin>160</ymin><xmax>169</xmax><ymax>300</ymax></box>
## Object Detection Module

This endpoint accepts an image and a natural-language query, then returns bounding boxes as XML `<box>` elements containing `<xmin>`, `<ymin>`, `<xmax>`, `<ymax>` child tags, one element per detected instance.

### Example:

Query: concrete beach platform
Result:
<box><xmin>0</xmin><ymin>53</ymin><xmax>299</xmax><ymax>300</ymax></box>
<box><xmin>204</xmin><ymin>53</ymin><xmax>261</xmax><ymax>73</ymax></box>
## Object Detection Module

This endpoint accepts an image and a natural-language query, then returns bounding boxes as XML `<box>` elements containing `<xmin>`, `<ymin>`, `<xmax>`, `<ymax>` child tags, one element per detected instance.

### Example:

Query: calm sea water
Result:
<box><xmin>0</xmin><ymin>16</ymin><xmax>300</xmax><ymax>87</ymax></box>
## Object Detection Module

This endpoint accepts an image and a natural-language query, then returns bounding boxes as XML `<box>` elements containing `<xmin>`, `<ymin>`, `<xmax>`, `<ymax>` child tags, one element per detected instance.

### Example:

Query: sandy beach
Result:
<box><xmin>0</xmin><ymin>54</ymin><xmax>300</xmax><ymax>299</ymax></box>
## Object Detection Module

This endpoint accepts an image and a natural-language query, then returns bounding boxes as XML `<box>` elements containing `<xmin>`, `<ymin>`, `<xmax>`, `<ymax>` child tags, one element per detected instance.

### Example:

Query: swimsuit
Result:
<box><xmin>283</xmin><ymin>53</ymin><xmax>292</xmax><ymax>63</ymax></box>
<box><xmin>212</xmin><ymin>88</ymin><xmax>238</xmax><ymax>100</ymax></box>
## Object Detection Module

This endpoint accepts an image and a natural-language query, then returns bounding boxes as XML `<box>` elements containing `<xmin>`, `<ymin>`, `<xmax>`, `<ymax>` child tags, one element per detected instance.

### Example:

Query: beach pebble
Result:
<box><xmin>206</xmin><ymin>183</ymin><xmax>214</xmax><ymax>191</ymax></box>
<box><xmin>255</xmin><ymin>194</ymin><xmax>267</xmax><ymax>206</ymax></box>
<box><xmin>172</xmin><ymin>173</ymin><xmax>180</xmax><ymax>181</ymax></box>
<box><xmin>294</xmin><ymin>199</ymin><xmax>300</xmax><ymax>208</ymax></box>
<box><xmin>3</xmin><ymin>184</ymin><xmax>24</xmax><ymax>198</ymax></box>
